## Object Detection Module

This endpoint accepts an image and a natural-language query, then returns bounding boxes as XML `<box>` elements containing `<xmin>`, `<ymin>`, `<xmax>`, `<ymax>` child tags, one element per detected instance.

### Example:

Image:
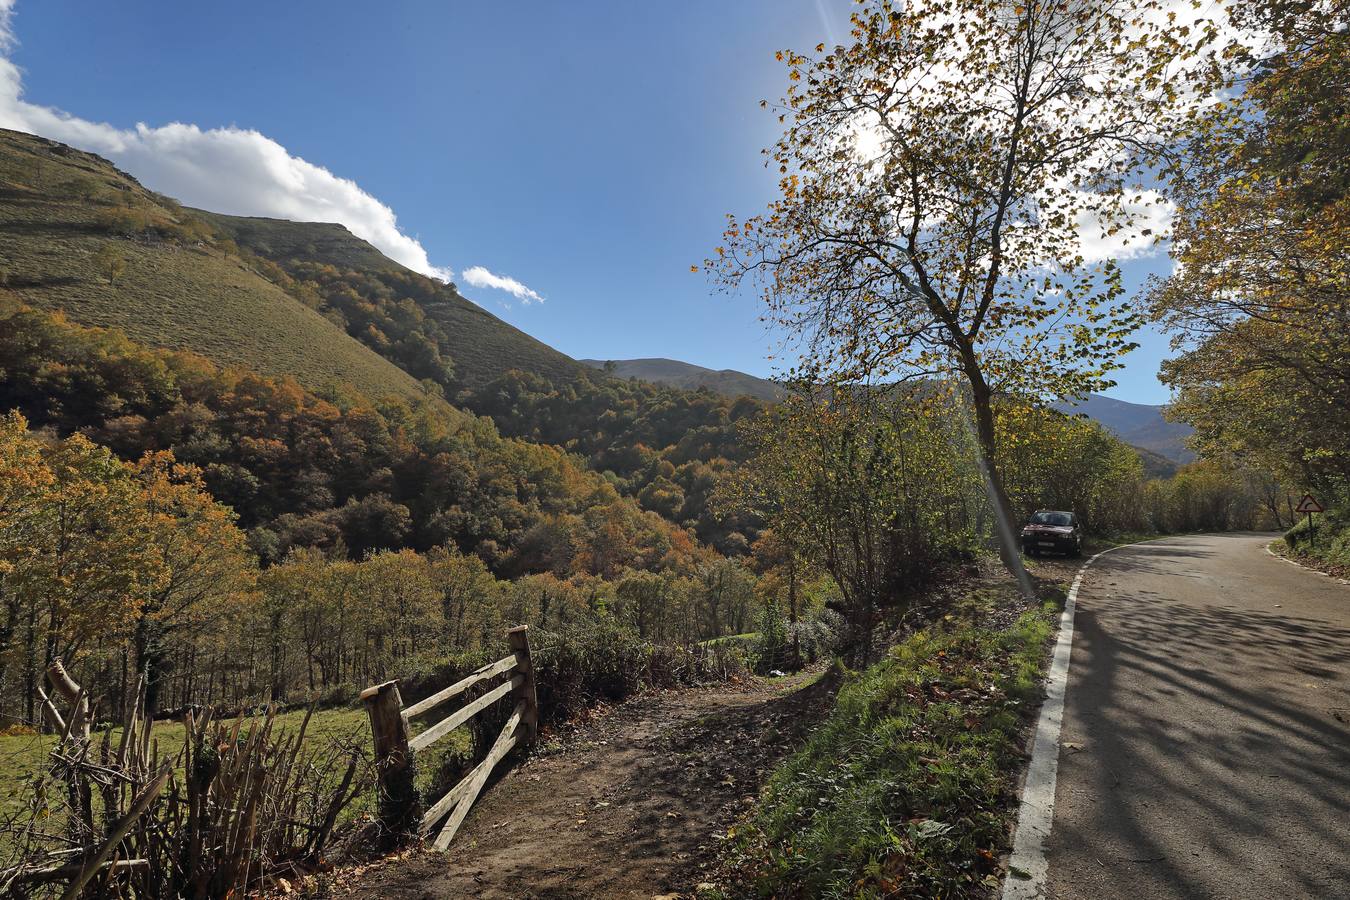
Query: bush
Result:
<box><xmin>788</xmin><ymin>611</ymin><xmax>842</xmax><ymax>665</ymax></box>
<box><xmin>397</xmin><ymin>647</ymin><xmax>499</xmax><ymax>710</ymax></box>
<box><xmin>531</xmin><ymin>621</ymin><xmax>650</xmax><ymax>723</ymax></box>
<box><xmin>748</xmin><ymin>608</ymin><xmax>842</xmax><ymax>675</ymax></box>
<box><xmin>647</xmin><ymin>641</ymin><xmax>748</xmax><ymax>688</ymax></box>
<box><xmin>318</xmin><ymin>682</ymin><xmax>359</xmax><ymax>708</ymax></box>
<box><xmin>96</xmin><ymin>204</ymin><xmax>157</xmax><ymax>235</ymax></box>
<box><xmin>1284</xmin><ymin>506</ymin><xmax>1350</xmax><ymax>570</ymax></box>
<box><xmin>752</xmin><ymin>600</ymin><xmax>792</xmax><ymax>674</ymax></box>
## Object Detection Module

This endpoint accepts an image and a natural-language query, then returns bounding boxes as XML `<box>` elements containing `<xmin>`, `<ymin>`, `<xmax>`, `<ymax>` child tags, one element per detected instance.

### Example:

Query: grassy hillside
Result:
<box><xmin>581</xmin><ymin>357</ymin><xmax>785</xmax><ymax>402</ymax></box>
<box><xmin>198</xmin><ymin>211</ymin><xmax>587</xmax><ymax>390</ymax></box>
<box><xmin>0</xmin><ymin>129</ymin><xmax>439</xmax><ymax>405</ymax></box>
<box><xmin>196</xmin><ymin>210</ymin><xmax>402</xmax><ymax>273</ymax></box>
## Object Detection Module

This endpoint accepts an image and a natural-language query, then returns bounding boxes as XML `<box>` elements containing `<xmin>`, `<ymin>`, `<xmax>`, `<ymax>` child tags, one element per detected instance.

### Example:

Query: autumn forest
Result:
<box><xmin>1</xmin><ymin>0</ymin><xmax>1346</xmax><ymax>896</ymax></box>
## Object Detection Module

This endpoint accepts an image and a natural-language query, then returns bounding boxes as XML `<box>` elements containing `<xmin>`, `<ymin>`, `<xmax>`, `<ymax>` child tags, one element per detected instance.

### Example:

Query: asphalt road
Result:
<box><xmin>1044</xmin><ymin>533</ymin><xmax>1350</xmax><ymax>899</ymax></box>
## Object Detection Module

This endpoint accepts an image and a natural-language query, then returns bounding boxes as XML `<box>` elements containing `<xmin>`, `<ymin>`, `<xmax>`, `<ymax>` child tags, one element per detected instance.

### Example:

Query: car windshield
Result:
<box><xmin>1030</xmin><ymin>512</ymin><xmax>1073</xmax><ymax>527</ymax></box>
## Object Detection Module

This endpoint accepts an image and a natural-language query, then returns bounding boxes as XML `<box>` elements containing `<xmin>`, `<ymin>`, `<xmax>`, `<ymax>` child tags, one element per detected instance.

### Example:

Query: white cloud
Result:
<box><xmin>0</xmin><ymin>0</ymin><xmax>453</xmax><ymax>283</ymax></box>
<box><xmin>460</xmin><ymin>265</ymin><xmax>545</xmax><ymax>304</ymax></box>
<box><xmin>1074</xmin><ymin>190</ymin><xmax>1174</xmax><ymax>264</ymax></box>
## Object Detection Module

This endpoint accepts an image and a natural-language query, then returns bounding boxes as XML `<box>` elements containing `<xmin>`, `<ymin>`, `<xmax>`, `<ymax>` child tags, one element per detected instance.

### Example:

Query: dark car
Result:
<box><xmin>1021</xmin><ymin>510</ymin><xmax>1083</xmax><ymax>557</ymax></box>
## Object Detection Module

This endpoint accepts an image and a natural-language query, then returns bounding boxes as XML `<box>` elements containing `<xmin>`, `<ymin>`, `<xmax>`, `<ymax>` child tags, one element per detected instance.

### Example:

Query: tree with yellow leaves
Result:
<box><xmin>709</xmin><ymin>0</ymin><xmax>1213</xmax><ymax>577</ymax></box>
<box><xmin>728</xmin><ymin>386</ymin><xmax>977</xmax><ymax>662</ymax></box>
<box><xmin>0</xmin><ymin>414</ymin><xmax>164</xmax><ymax>723</ymax></box>
<box><xmin>1153</xmin><ymin>0</ymin><xmax>1350</xmax><ymax>495</ymax></box>
<box><xmin>133</xmin><ymin>451</ymin><xmax>256</xmax><ymax>715</ymax></box>
<box><xmin>0</xmin><ymin>412</ymin><xmax>55</xmax><ymax>713</ymax></box>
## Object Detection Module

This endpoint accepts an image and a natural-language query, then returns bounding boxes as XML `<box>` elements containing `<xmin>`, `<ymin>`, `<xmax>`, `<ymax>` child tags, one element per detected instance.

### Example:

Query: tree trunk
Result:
<box><xmin>967</xmin><ymin>378</ymin><xmax>1033</xmax><ymax>596</ymax></box>
<box><xmin>23</xmin><ymin>605</ymin><xmax>37</xmax><ymax>726</ymax></box>
<box><xmin>0</xmin><ymin>585</ymin><xmax>18</xmax><ymax>719</ymax></box>
<box><xmin>133</xmin><ymin>616</ymin><xmax>170</xmax><ymax>717</ymax></box>
<box><xmin>268</xmin><ymin>609</ymin><xmax>285</xmax><ymax>702</ymax></box>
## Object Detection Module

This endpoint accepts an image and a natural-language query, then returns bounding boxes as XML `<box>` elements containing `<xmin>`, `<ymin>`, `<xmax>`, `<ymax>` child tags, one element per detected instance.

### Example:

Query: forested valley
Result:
<box><xmin>2</xmin><ymin>0</ymin><xmax>1344</xmax><ymax>895</ymax></box>
<box><xmin>0</xmin><ymin>295</ymin><xmax>1272</xmax><ymax>729</ymax></box>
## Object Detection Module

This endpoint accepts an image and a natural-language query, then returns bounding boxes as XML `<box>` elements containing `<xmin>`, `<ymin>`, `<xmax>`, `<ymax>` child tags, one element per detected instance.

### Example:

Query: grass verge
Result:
<box><xmin>722</xmin><ymin>600</ymin><xmax>1057</xmax><ymax>898</ymax></box>
<box><xmin>1277</xmin><ymin>509</ymin><xmax>1350</xmax><ymax>578</ymax></box>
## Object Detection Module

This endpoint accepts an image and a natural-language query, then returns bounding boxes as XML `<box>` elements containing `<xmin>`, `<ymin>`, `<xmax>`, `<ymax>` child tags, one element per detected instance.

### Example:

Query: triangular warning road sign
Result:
<box><xmin>1295</xmin><ymin>494</ymin><xmax>1324</xmax><ymax>514</ymax></box>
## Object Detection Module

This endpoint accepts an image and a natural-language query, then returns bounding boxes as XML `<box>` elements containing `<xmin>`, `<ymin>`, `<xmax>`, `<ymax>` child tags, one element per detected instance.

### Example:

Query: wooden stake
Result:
<box><xmin>46</xmin><ymin>660</ymin><xmax>90</xmax><ymax>741</ymax></box>
<box><xmin>360</xmin><ymin>680</ymin><xmax>417</xmax><ymax>839</ymax></box>
<box><xmin>507</xmin><ymin>626</ymin><xmax>539</xmax><ymax>743</ymax></box>
<box><xmin>59</xmin><ymin>769</ymin><xmax>169</xmax><ymax>900</ymax></box>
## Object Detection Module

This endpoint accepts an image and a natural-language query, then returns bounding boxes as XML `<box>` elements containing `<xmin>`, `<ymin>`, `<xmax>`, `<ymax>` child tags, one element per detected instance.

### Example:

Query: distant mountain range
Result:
<box><xmin>1052</xmin><ymin>394</ymin><xmax>1194</xmax><ymax>466</ymax></box>
<box><xmin>582</xmin><ymin>357</ymin><xmax>1194</xmax><ymax>470</ymax></box>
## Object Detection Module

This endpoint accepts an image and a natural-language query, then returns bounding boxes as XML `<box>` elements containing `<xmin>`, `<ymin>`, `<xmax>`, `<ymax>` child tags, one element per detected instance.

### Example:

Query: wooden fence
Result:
<box><xmin>360</xmin><ymin>625</ymin><xmax>538</xmax><ymax>849</ymax></box>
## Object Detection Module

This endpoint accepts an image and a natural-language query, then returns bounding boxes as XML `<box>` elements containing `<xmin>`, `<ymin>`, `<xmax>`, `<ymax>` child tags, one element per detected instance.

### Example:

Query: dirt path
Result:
<box><xmin>343</xmin><ymin>671</ymin><xmax>836</xmax><ymax>899</ymax></box>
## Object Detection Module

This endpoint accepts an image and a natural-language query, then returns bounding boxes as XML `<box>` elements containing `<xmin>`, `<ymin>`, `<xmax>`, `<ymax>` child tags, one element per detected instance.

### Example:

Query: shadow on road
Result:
<box><xmin>1051</xmin><ymin>544</ymin><xmax>1350</xmax><ymax>898</ymax></box>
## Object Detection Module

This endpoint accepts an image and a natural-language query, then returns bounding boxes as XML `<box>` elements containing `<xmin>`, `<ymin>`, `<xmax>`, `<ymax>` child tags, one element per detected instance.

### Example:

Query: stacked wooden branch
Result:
<box><xmin>1</xmin><ymin>663</ymin><xmax>370</xmax><ymax>899</ymax></box>
<box><xmin>164</xmin><ymin>705</ymin><xmax>365</xmax><ymax>898</ymax></box>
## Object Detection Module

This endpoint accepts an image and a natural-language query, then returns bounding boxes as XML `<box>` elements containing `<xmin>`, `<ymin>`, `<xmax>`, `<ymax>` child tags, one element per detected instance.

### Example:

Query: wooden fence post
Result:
<box><xmin>507</xmin><ymin>626</ymin><xmax>539</xmax><ymax>743</ymax></box>
<box><xmin>360</xmin><ymin>680</ymin><xmax>417</xmax><ymax>840</ymax></box>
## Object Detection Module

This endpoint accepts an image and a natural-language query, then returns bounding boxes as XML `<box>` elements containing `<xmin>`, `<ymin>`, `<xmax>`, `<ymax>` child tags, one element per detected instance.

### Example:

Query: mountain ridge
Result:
<box><xmin>0</xmin><ymin>127</ymin><xmax>586</xmax><ymax>404</ymax></box>
<box><xmin>0</xmin><ymin>128</ymin><xmax>440</xmax><ymax>405</ymax></box>
<box><xmin>0</xmin><ymin>126</ymin><xmax>1194</xmax><ymax>472</ymax></box>
<box><xmin>582</xmin><ymin>356</ymin><xmax>1194</xmax><ymax>467</ymax></box>
<box><xmin>580</xmin><ymin>357</ymin><xmax>786</xmax><ymax>402</ymax></box>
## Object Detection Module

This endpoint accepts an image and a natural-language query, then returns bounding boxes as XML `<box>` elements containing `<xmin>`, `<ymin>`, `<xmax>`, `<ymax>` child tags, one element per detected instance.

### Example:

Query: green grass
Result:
<box><xmin>726</xmin><ymin>601</ymin><xmax>1057</xmax><ymax>898</ymax></box>
<box><xmin>0</xmin><ymin>129</ymin><xmax>440</xmax><ymax>405</ymax></box>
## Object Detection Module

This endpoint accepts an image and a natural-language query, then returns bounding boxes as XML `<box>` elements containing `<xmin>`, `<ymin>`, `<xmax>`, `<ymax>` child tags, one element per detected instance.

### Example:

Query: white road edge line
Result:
<box><xmin>1002</xmin><ymin>541</ymin><xmax>1149</xmax><ymax>900</ymax></box>
<box><xmin>1264</xmin><ymin>543</ymin><xmax>1350</xmax><ymax>584</ymax></box>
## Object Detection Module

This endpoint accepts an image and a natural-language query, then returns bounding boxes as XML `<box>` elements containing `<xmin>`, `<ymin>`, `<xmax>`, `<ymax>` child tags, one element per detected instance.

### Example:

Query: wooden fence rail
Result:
<box><xmin>360</xmin><ymin>625</ymin><xmax>538</xmax><ymax>849</ymax></box>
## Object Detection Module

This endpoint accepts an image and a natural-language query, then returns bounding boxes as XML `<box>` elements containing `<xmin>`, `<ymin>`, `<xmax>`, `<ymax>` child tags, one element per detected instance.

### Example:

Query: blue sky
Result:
<box><xmin>2</xmin><ymin>0</ymin><xmax>1176</xmax><ymax>404</ymax></box>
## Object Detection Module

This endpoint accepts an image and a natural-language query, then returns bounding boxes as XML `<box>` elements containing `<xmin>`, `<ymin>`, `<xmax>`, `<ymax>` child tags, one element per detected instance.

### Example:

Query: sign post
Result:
<box><xmin>1295</xmin><ymin>494</ymin><xmax>1324</xmax><ymax>548</ymax></box>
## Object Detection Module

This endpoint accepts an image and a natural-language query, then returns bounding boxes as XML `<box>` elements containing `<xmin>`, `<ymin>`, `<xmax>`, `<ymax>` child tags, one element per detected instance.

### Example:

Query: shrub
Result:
<box><xmin>1284</xmin><ymin>506</ymin><xmax>1350</xmax><ymax>571</ymax></box>
<box><xmin>752</xmin><ymin>599</ymin><xmax>791</xmax><ymax>674</ymax></box>
<box><xmin>60</xmin><ymin>174</ymin><xmax>100</xmax><ymax>200</ymax></box>
<box><xmin>647</xmin><ymin>641</ymin><xmax>748</xmax><ymax>687</ymax></box>
<box><xmin>96</xmin><ymin>204</ymin><xmax>156</xmax><ymax>235</ymax></box>
<box><xmin>531</xmin><ymin>621</ymin><xmax>649</xmax><ymax>723</ymax></box>
<box><xmin>318</xmin><ymin>682</ymin><xmax>359</xmax><ymax>708</ymax></box>
<box><xmin>396</xmin><ymin>648</ymin><xmax>499</xmax><ymax>709</ymax></box>
<box><xmin>788</xmin><ymin>611</ymin><xmax>842</xmax><ymax>665</ymax></box>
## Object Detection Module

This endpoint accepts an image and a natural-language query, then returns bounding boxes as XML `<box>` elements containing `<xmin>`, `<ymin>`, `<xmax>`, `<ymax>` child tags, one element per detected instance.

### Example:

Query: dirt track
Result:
<box><xmin>342</xmin><ymin>671</ymin><xmax>835</xmax><ymax>899</ymax></box>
